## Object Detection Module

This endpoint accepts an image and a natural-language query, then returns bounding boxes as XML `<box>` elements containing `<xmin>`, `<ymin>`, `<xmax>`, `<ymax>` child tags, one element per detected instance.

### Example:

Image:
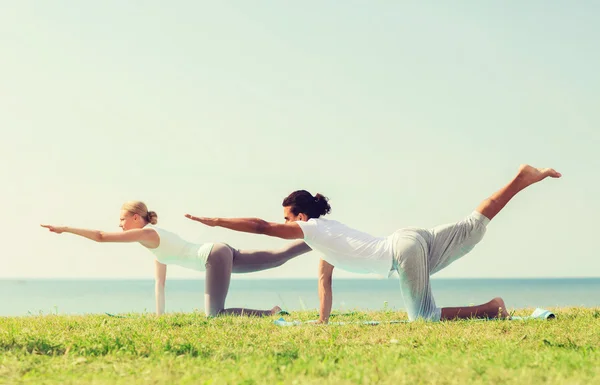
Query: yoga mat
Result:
<box><xmin>510</xmin><ymin>307</ymin><xmax>555</xmax><ymax>320</ymax></box>
<box><xmin>273</xmin><ymin>308</ymin><xmax>556</xmax><ymax>327</ymax></box>
<box><xmin>105</xmin><ymin>312</ymin><xmax>128</xmax><ymax>318</ymax></box>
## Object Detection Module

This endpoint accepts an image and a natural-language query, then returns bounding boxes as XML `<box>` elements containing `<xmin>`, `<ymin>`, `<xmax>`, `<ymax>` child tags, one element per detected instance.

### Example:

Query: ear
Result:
<box><xmin>298</xmin><ymin>213</ymin><xmax>310</xmax><ymax>221</ymax></box>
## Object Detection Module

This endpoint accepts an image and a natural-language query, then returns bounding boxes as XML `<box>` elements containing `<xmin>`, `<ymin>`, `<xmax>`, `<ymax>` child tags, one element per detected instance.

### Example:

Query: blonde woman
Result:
<box><xmin>41</xmin><ymin>201</ymin><xmax>311</xmax><ymax>317</ymax></box>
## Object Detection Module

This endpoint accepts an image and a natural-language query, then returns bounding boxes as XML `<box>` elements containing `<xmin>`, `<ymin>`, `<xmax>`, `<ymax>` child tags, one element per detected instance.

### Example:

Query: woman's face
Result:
<box><xmin>119</xmin><ymin>210</ymin><xmax>144</xmax><ymax>231</ymax></box>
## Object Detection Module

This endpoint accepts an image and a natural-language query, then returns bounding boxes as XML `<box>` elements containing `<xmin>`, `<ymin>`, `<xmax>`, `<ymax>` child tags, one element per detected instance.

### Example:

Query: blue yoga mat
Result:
<box><xmin>273</xmin><ymin>308</ymin><xmax>556</xmax><ymax>327</ymax></box>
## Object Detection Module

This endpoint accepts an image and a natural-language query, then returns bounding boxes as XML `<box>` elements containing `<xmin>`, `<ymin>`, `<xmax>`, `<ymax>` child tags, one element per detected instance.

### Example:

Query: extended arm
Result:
<box><xmin>318</xmin><ymin>259</ymin><xmax>334</xmax><ymax>324</ymax></box>
<box><xmin>40</xmin><ymin>225</ymin><xmax>158</xmax><ymax>246</ymax></box>
<box><xmin>154</xmin><ymin>260</ymin><xmax>167</xmax><ymax>316</ymax></box>
<box><xmin>184</xmin><ymin>214</ymin><xmax>303</xmax><ymax>240</ymax></box>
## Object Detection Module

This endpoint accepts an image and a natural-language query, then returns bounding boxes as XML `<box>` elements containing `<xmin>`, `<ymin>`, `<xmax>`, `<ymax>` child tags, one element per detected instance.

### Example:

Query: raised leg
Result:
<box><xmin>436</xmin><ymin>165</ymin><xmax>560</xmax><ymax>320</ymax></box>
<box><xmin>399</xmin><ymin>165</ymin><xmax>561</xmax><ymax>321</ymax></box>
<box><xmin>204</xmin><ymin>243</ymin><xmax>282</xmax><ymax>317</ymax></box>
<box><xmin>231</xmin><ymin>240</ymin><xmax>312</xmax><ymax>273</ymax></box>
<box><xmin>476</xmin><ymin>164</ymin><xmax>561</xmax><ymax>221</ymax></box>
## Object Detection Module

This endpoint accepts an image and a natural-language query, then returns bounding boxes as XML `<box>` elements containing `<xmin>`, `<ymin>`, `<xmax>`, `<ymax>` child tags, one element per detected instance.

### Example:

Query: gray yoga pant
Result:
<box><xmin>204</xmin><ymin>241</ymin><xmax>311</xmax><ymax>316</ymax></box>
<box><xmin>390</xmin><ymin>211</ymin><xmax>490</xmax><ymax>322</ymax></box>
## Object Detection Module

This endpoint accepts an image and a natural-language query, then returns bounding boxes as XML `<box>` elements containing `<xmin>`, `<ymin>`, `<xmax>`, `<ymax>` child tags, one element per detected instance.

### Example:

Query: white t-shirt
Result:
<box><xmin>296</xmin><ymin>218</ymin><xmax>394</xmax><ymax>276</ymax></box>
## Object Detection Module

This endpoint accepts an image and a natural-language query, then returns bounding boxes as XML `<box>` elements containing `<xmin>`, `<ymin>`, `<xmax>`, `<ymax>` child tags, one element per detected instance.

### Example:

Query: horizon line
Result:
<box><xmin>1</xmin><ymin>276</ymin><xmax>599</xmax><ymax>281</ymax></box>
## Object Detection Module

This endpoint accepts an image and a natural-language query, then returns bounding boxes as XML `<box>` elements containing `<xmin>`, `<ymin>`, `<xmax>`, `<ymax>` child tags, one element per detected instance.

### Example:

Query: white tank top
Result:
<box><xmin>145</xmin><ymin>225</ymin><xmax>214</xmax><ymax>271</ymax></box>
<box><xmin>295</xmin><ymin>218</ymin><xmax>394</xmax><ymax>276</ymax></box>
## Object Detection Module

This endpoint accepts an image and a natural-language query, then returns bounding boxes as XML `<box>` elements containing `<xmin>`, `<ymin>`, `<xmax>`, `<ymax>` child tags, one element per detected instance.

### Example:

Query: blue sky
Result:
<box><xmin>1</xmin><ymin>1</ymin><xmax>598</xmax><ymax>280</ymax></box>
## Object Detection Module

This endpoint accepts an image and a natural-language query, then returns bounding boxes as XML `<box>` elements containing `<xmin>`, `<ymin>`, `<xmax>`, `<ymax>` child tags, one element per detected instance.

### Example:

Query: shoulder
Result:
<box><xmin>300</xmin><ymin>218</ymin><xmax>337</xmax><ymax>228</ymax></box>
<box><xmin>141</xmin><ymin>226</ymin><xmax>162</xmax><ymax>239</ymax></box>
<box><xmin>296</xmin><ymin>218</ymin><xmax>320</xmax><ymax>229</ymax></box>
<box><xmin>294</xmin><ymin>218</ymin><xmax>323</xmax><ymax>240</ymax></box>
<box><xmin>143</xmin><ymin>225</ymin><xmax>159</xmax><ymax>233</ymax></box>
<box><xmin>140</xmin><ymin>226</ymin><xmax>161</xmax><ymax>248</ymax></box>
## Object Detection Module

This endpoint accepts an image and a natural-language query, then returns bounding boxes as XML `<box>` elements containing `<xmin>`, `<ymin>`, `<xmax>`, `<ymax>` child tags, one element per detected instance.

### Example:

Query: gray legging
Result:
<box><xmin>204</xmin><ymin>240</ymin><xmax>311</xmax><ymax>317</ymax></box>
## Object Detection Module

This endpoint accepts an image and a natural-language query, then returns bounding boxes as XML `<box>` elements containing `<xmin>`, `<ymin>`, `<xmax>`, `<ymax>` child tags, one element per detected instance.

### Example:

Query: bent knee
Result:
<box><xmin>407</xmin><ymin>307</ymin><xmax>442</xmax><ymax>323</ymax></box>
<box><xmin>467</xmin><ymin>212</ymin><xmax>489</xmax><ymax>241</ymax></box>
<box><xmin>205</xmin><ymin>308</ymin><xmax>223</xmax><ymax>317</ymax></box>
<box><xmin>459</xmin><ymin>216</ymin><xmax>487</xmax><ymax>247</ymax></box>
<box><xmin>206</xmin><ymin>243</ymin><xmax>233</xmax><ymax>266</ymax></box>
<box><xmin>469</xmin><ymin>225</ymin><xmax>487</xmax><ymax>245</ymax></box>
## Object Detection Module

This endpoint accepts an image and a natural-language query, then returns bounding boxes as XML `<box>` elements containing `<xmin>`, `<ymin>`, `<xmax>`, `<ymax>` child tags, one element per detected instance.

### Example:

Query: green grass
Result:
<box><xmin>1</xmin><ymin>307</ymin><xmax>599</xmax><ymax>384</ymax></box>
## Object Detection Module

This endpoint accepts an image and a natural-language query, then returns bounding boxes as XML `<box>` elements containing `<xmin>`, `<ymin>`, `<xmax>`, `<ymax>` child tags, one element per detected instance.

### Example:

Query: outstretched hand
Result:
<box><xmin>184</xmin><ymin>214</ymin><xmax>218</xmax><ymax>227</ymax></box>
<box><xmin>40</xmin><ymin>224</ymin><xmax>65</xmax><ymax>234</ymax></box>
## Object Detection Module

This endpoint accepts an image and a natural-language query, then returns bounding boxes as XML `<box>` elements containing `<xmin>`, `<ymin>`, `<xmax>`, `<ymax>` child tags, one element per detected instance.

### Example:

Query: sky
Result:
<box><xmin>1</xmin><ymin>1</ymin><xmax>598</xmax><ymax>280</ymax></box>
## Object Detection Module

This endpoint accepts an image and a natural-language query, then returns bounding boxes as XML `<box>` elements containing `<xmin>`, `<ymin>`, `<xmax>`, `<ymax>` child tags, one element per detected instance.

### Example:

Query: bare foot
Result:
<box><xmin>270</xmin><ymin>306</ymin><xmax>283</xmax><ymax>315</ymax></box>
<box><xmin>490</xmin><ymin>297</ymin><xmax>510</xmax><ymax>319</ymax></box>
<box><xmin>517</xmin><ymin>164</ymin><xmax>562</xmax><ymax>186</ymax></box>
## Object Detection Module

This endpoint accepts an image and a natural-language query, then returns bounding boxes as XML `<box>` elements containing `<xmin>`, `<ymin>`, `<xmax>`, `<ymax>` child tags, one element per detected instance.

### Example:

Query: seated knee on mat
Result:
<box><xmin>205</xmin><ymin>307</ymin><xmax>224</xmax><ymax>317</ymax></box>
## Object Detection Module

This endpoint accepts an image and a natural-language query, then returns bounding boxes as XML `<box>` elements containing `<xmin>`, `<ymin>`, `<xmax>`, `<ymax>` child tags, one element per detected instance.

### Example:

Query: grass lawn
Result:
<box><xmin>1</xmin><ymin>307</ymin><xmax>599</xmax><ymax>384</ymax></box>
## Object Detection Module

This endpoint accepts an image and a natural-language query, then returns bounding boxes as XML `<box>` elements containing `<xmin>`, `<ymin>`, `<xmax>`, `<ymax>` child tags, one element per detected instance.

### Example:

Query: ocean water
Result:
<box><xmin>2</xmin><ymin>278</ymin><xmax>599</xmax><ymax>317</ymax></box>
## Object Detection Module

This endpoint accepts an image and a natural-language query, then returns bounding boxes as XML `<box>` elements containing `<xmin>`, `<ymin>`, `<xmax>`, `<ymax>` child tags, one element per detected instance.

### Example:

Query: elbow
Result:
<box><xmin>319</xmin><ymin>274</ymin><xmax>332</xmax><ymax>287</ymax></box>
<box><xmin>255</xmin><ymin>220</ymin><xmax>270</xmax><ymax>235</ymax></box>
<box><xmin>96</xmin><ymin>232</ymin><xmax>106</xmax><ymax>242</ymax></box>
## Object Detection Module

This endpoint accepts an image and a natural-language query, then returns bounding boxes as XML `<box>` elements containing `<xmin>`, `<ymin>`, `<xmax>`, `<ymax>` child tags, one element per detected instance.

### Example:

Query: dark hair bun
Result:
<box><xmin>282</xmin><ymin>190</ymin><xmax>332</xmax><ymax>219</ymax></box>
<box><xmin>313</xmin><ymin>193</ymin><xmax>331</xmax><ymax>217</ymax></box>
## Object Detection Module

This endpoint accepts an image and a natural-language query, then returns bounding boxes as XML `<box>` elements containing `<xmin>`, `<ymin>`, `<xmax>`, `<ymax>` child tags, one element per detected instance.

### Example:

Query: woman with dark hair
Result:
<box><xmin>185</xmin><ymin>165</ymin><xmax>561</xmax><ymax>323</ymax></box>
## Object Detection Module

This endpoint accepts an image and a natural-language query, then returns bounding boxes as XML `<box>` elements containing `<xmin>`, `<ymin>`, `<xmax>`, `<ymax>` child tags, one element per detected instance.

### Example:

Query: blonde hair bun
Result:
<box><xmin>146</xmin><ymin>211</ymin><xmax>158</xmax><ymax>225</ymax></box>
